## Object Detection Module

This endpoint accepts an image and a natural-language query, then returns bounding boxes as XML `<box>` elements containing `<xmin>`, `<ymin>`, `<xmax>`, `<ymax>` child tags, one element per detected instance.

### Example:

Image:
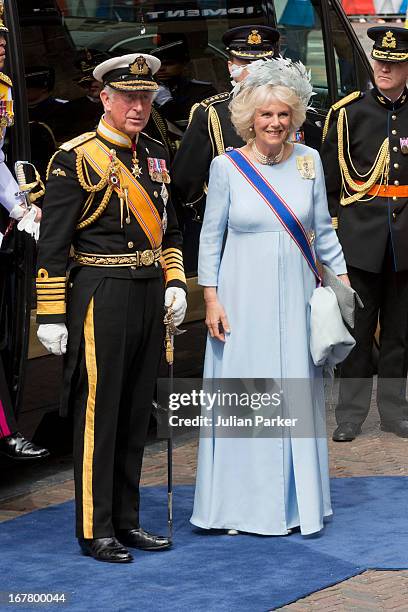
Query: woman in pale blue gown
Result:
<box><xmin>191</xmin><ymin>58</ymin><xmax>350</xmax><ymax>536</ymax></box>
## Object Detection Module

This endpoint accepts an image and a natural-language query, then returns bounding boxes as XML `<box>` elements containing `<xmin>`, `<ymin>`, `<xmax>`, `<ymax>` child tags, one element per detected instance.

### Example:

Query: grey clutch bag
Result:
<box><xmin>322</xmin><ymin>265</ymin><xmax>364</xmax><ymax>329</ymax></box>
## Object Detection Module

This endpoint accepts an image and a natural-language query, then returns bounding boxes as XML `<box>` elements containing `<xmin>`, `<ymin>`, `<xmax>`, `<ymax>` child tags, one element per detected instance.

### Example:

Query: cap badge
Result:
<box><xmin>382</xmin><ymin>31</ymin><xmax>397</xmax><ymax>49</ymax></box>
<box><xmin>129</xmin><ymin>56</ymin><xmax>150</xmax><ymax>76</ymax></box>
<box><xmin>247</xmin><ymin>30</ymin><xmax>262</xmax><ymax>45</ymax></box>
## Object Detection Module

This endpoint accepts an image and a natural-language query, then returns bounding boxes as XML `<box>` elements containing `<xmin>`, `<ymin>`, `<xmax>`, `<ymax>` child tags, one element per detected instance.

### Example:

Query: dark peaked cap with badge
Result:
<box><xmin>222</xmin><ymin>25</ymin><xmax>280</xmax><ymax>59</ymax></box>
<box><xmin>0</xmin><ymin>0</ymin><xmax>8</xmax><ymax>33</ymax></box>
<box><xmin>93</xmin><ymin>53</ymin><xmax>161</xmax><ymax>92</ymax></box>
<box><xmin>368</xmin><ymin>26</ymin><xmax>408</xmax><ymax>63</ymax></box>
<box><xmin>74</xmin><ymin>48</ymin><xmax>110</xmax><ymax>85</ymax></box>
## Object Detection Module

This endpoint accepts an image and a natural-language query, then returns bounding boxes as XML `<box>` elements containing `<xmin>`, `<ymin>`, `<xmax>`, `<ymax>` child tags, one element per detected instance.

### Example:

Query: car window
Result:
<box><xmin>327</xmin><ymin>0</ymin><xmax>371</xmax><ymax>97</ymax></box>
<box><xmin>57</xmin><ymin>0</ymin><xmax>268</xmax><ymax>93</ymax></box>
<box><xmin>18</xmin><ymin>0</ymin><xmax>269</xmax><ymax>172</ymax></box>
<box><xmin>275</xmin><ymin>0</ymin><xmax>329</xmax><ymax>109</ymax></box>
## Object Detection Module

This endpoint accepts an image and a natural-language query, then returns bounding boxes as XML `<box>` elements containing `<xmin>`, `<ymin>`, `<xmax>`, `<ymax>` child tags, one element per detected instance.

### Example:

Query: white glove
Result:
<box><xmin>10</xmin><ymin>204</ymin><xmax>41</xmax><ymax>241</ymax></box>
<box><xmin>9</xmin><ymin>203</ymin><xmax>26</xmax><ymax>221</ymax></box>
<box><xmin>17</xmin><ymin>207</ymin><xmax>41</xmax><ymax>241</ymax></box>
<box><xmin>165</xmin><ymin>287</ymin><xmax>187</xmax><ymax>327</ymax></box>
<box><xmin>37</xmin><ymin>323</ymin><xmax>68</xmax><ymax>355</ymax></box>
<box><xmin>155</xmin><ymin>84</ymin><xmax>173</xmax><ymax>106</ymax></box>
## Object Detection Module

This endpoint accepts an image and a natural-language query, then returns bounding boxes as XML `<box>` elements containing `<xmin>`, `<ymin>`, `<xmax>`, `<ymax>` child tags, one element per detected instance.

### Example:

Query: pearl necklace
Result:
<box><xmin>252</xmin><ymin>140</ymin><xmax>285</xmax><ymax>165</ymax></box>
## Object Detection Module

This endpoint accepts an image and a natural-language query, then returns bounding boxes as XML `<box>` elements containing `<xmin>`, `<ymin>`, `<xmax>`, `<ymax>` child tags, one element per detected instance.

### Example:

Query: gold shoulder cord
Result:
<box><xmin>188</xmin><ymin>103</ymin><xmax>200</xmax><ymax>126</ymax></box>
<box><xmin>322</xmin><ymin>108</ymin><xmax>333</xmax><ymax>144</ymax></box>
<box><xmin>207</xmin><ymin>108</ymin><xmax>215</xmax><ymax>160</ymax></box>
<box><xmin>322</xmin><ymin>91</ymin><xmax>362</xmax><ymax>144</ymax></box>
<box><xmin>75</xmin><ymin>148</ymin><xmax>113</xmax><ymax>229</ymax></box>
<box><xmin>337</xmin><ymin>107</ymin><xmax>389</xmax><ymax>206</ymax></box>
<box><xmin>208</xmin><ymin>106</ymin><xmax>225</xmax><ymax>156</ymax></box>
<box><xmin>151</xmin><ymin>107</ymin><xmax>169</xmax><ymax>146</ymax></box>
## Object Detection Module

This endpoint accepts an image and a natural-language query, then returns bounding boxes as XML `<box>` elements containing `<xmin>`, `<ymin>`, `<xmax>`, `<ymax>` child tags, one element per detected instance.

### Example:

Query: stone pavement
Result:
<box><xmin>1</xmin><ymin>385</ymin><xmax>408</xmax><ymax>610</ymax></box>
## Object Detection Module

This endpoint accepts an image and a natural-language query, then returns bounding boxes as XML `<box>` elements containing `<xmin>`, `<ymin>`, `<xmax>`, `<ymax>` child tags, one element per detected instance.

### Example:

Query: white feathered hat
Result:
<box><xmin>233</xmin><ymin>56</ymin><xmax>314</xmax><ymax>109</ymax></box>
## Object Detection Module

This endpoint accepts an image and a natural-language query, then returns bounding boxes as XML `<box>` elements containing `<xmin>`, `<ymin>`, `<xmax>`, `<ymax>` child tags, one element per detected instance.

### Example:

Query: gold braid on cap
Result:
<box><xmin>337</xmin><ymin>107</ymin><xmax>389</xmax><ymax>206</ymax></box>
<box><xmin>109</xmin><ymin>80</ymin><xmax>158</xmax><ymax>91</ymax></box>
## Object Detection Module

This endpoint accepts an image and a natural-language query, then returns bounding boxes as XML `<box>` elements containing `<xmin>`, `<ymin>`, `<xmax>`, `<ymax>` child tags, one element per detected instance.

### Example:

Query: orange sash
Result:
<box><xmin>77</xmin><ymin>138</ymin><xmax>163</xmax><ymax>248</ymax></box>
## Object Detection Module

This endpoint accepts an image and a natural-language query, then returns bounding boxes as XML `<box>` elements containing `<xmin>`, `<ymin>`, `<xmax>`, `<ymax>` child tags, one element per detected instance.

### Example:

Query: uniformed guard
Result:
<box><xmin>152</xmin><ymin>35</ymin><xmax>217</xmax><ymax>130</ymax></box>
<box><xmin>171</xmin><ymin>25</ymin><xmax>280</xmax><ymax>271</ymax></box>
<box><xmin>51</xmin><ymin>49</ymin><xmax>107</xmax><ymax>143</ymax></box>
<box><xmin>0</xmin><ymin>0</ymin><xmax>48</xmax><ymax>460</ymax></box>
<box><xmin>172</xmin><ymin>25</ymin><xmax>280</xmax><ymax>223</ymax></box>
<box><xmin>35</xmin><ymin>53</ymin><xmax>187</xmax><ymax>562</ymax></box>
<box><xmin>321</xmin><ymin>26</ymin><xmax>408</xmax><ymax>441</ymax></box>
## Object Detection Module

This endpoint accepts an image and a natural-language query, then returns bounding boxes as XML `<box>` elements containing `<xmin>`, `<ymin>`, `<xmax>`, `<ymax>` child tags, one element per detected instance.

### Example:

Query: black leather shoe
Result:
<box><xmin>332</xmin><ymin>422</ymin><xmax>361</xmax><ymax>442</ymax></box>
<box><xmin>78</xmin><ymin>537</ymin><xmax>133</xmax><ymax>563</ymax></box>
<box><xmin>380</xmin><ymin>419</ymin><xmax>408</xmax><ymax>438</ymax></box>
<box><xmin>0</xmin><ymin>432</ymin><xmax>50</xmax><ymax>460</ymax></box>
<box><xmin>116</xmin><ymin>528</ymin><xmax>171</xmax><ymax>551</ymax></box>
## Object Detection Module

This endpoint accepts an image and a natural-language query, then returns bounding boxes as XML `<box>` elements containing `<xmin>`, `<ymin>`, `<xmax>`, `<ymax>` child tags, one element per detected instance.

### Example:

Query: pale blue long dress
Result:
<box><xmin>191</xmin><ymin>144</ymin><xmax>347</xmax><ymax>536</ymax></box>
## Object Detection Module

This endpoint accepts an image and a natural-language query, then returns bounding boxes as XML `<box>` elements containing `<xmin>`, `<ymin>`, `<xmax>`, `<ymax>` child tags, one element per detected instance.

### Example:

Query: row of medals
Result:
<box><xmin>109</xmin><ymin>147</ymin><xmax>169</xmax><ymax>233</ymax></box>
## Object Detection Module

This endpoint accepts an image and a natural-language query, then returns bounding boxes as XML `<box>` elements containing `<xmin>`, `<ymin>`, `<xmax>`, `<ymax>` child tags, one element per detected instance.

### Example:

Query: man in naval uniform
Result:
<box><xmin>321</xmin><ymin>27</ymin><xmax>408</xmax><ymax>441</ymax></box>
<box><xmin>171</xmin><ymin>25</ymin><xmax>280</xmax><ymax>270</ymax></box>
<box><xmin>0</xmin><ymin>2</ymin><xmax>48</xmax><ymax>461</ymax></box>
<box><xmin>54</xmin><ymin>49</ymin><xmax>173</xmax><ymax>158</ymax></box>
<box><xmin>35</xmin><ymin>53</ymin><xmax>187</xmax><ymax>562</ymax></box>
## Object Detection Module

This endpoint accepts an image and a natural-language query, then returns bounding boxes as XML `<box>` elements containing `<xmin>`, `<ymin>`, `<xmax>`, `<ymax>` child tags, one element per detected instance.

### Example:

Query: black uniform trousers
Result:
<box><xmin>0</xmin><ymin>356</ymin><xmax>17</xmax><ymax>439</ymax></box>
<box><xmin>337</xmin><ymin>249</ymin><xmax>408</xmax><ymax>425</ymax></box>
<box><xmin>72</xmin><ymin>275</ymin><xmax>164</xmax><ymax>539</ymax></box>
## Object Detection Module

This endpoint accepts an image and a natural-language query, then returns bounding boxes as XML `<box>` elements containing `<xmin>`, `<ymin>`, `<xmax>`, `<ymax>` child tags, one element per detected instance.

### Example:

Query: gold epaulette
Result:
<box><xmin>59</xmin><ymin>131</ymin><xmax>96</xmax><ymax>152</ymax></box>
<box><xmin>200</xmin><ymin>91</ymin><xmax>230</xmax><ymax>110</ymax></box>
<box><xmin>322</xmin><ymin>91</ymin><xmax>363</xmax><ymax>143</ymax></box>
<box><xmin>140</xmin><ymin>131</ymin><xmax>165</xmax><ymax>147</ymax></box>
<box><xmin>0</xmin><ymin>72</ymin><xmax>12</xmax><ymax>87</ymax></box>
<box><xmin>331</xmin><ymin>91</ymin><xmax>362</xmax><ymax>112</ymax></box>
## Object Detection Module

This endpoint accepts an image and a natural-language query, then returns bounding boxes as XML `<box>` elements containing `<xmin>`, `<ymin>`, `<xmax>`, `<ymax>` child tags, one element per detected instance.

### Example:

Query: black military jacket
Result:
<box><xmin>157</xmin><ymin>77</ymin><xmax>217</xmax><ymax>127</ymax></box>
<box><xmin>321</xmin><ymin>87</ymin><xmax>408</xmax><ymax>273</ymax></box>
<box><xmin>172</xmin><ymin>91</ymin><xmax>244</xmax><ymax>220</ymax></box>
<box><xmin>36</xmin><ymin>120</ymin><xmax>186</xmax><ymax>324</ymax></box>
<box><xmin>52</xmin><ymin>96</ymin><xmax>104</xmax><ymax>142</ymax></box>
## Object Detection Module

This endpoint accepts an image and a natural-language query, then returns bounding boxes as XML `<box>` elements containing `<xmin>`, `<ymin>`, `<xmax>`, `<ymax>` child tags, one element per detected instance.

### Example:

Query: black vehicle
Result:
<box><xmin>1</xmin><ymin>0</ymin><xmax>372</xmax><ymax>438</ymax></box>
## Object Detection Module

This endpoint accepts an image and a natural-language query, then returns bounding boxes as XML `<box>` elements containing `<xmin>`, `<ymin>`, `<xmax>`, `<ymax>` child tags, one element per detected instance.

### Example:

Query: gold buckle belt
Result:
<box><xmin>73</xmin><ymin>248</ymin><xmax>162</xmax><ymax>267</ymax></box>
